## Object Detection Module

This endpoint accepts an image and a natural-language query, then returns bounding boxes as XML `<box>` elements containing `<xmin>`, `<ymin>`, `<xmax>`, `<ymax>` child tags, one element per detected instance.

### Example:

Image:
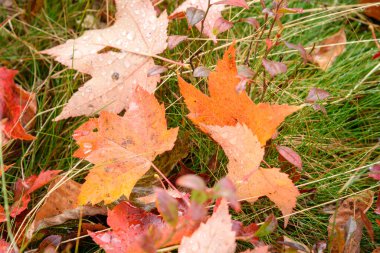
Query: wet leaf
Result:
<box><xmin>73</xmin><ymin>88</ymin><xmax>178</xmax><ymax>205</ymax></box>
<box><xmin>42</xmin><ymin>0</ymin><xmax>169</xmax><ymax>120</ymax></box>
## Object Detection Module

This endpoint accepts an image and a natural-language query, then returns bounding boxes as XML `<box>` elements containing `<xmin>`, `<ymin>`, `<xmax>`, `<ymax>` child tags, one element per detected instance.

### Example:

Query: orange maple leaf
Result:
<box><xmin>73</xmin><ymin>87</ymin><xmax>178</xmax><ymax>205</ymax></box>
<box><xmin>178</xmin><ymin>45</ymin><xmax>301</xmax><ymax>225</ymax></box>
<box><xmin>178</xmin><ymin>45</ymin><xmax>300</xmax><ymax>146</ymax></box>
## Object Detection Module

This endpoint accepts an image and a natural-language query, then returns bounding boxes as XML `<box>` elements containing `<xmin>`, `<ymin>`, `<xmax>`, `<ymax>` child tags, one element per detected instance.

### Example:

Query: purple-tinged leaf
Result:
<box><xmin>237</xmin><ymin>65</ymin><xmax>254</xmax><ymax>79</ymax></box>
<box><xmin>360</xmin><ymin>210</ymin><xmax>374</xmax><ymax>242</ymax></box>
<box><xmin>375</xmin><ymin>190</ymin><xmax>380</xmax><ymax>215</ymax></box>
<box><xmin>193</xmin><ymin>66</ymin><xmax>211</xmax><ymax>77</ymax></box>
<box><xmin>155</xmin><ymin>188</ymin><xmax>179</xmax><ymax>227</ymax></box>
<box><xmin>284</xmin><ymin>41</ymin><xmax>312</xmax><ymax>64</ymax></box>
<box><xmin>168</xmin><ymin>35</ymin><xmax>188</xmax><ymax>50</ymax></box>
<box><xmin>369</xmin><ymin>164</ymin><xmax>380</xmax><ymax>181</ymax></box>
<box><xmin>276</xmin><ymin>145</ymin><xmax>302</xmax><ymax>170</ymax></box>
<box><xmin>213</xmin><ymin>0</ymin><xmax>249</xmax><ymax>9</ymax></box>
<box><xmin>312</xmin><ymin>104</ymin><xmax>327</xmax><ymax>115</ymax></box>
<box><xmin>213</xmin><ymin>17</ymin><xmax>234</xmax><ymax>35</ymax></box>
<box><xmin>147</xmin><ymin>65</ymin><xmax>168</xmax><ymax>77</ymax></box>
<box><xmin>213</xmin><ymin>177</ymin><xmax>240</xmax><ymax>211</ymax></box>
<box><xmin>262</xmin><ymin>59</ymin><xmax>287</xmax><ymax>77</ymax></box>
<box><xmin>262</xmin><ymin>8</ymin><xmax>275</xmax><ymax>17</ymax></box>
<box><xmin>186</xmin><ymin>7</ymin><xmax>206</xmax><ymax>26</ymax></box>
<box><xmin>239</xmin><ymin>17</ymin><xmax>260</xmax><ymax>29</ymax></box>
<box><xmin>236</xmin><ymin>79</ymin><xmax>249</xmax><ymax>93</ymax></box>
<box><xmin>254</xmin><ymin>214</ymin><xmax>277</xmax><ymax>237</ymax></box>
<box><xmin>305</xmin><ymin>87</ymin><xmax>330</xmax><ymax>103</ymax></box>
<box><xmin>177</xmin><ymin>174</ymin><xmax>206</xmax><ymax>191</ymax></box>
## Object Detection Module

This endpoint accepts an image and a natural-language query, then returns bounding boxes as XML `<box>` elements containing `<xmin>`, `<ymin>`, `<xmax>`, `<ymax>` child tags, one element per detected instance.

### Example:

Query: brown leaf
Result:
<box><xmin>42</xmin><ymin>0</ymin><xmax>168</xmax><ymax>120</ymax></box>
<box><xmin>328</xmin><ymin>190</ymin><xmax>374</xmax><ymax>253</ymax></box>
<box><xmin>360</xmin><ymin>0</ymin><xmax>380</xmax><ymax>21</ymax></box>
<box><xmin>311</xmin><ymin>29</ymin><xmax>346</xmax><ymax>71</ymax></box>
<box><xmin>30</xmin><ymin>178</ymin><xmax>107</xmax><ymax>233</ymax></box>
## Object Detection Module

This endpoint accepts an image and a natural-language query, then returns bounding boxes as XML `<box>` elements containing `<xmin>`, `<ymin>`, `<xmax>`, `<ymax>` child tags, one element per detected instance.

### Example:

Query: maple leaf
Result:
<box><xmin>311</xmin><ymin>29</ymin><xmax>346</xmax><ymax>71</ymax></box>
<box><xmin>170</xmin><ymin>0</ymin><xmax>247</xmax><ymax>43</ymax></box>
<box><xmin>204</xmin><ymin>124</ymin><xmax>299</xmax><ymax>225</ymax></box>
<box><xmin>0</xmin><ymin>67</ymin><xmax>36</xmax><ymax>144</ymax></box>
<box><xmin>73</xmin><ymin>87</ymin><xmax>178</xmax><ymax>205</ymax></box>
<box><xmin>178</xmin><ymin>45</ymin><xmax>300</xmax><ymax>224</ymax></box>
<box><xmin>90</xmin><ymin>201</ymin><xmax>204</xmax><ymax>253</ymax></box>
<box><xmin>178</xmin><ymin>199</ymin><xmax>236</xmax><ymax>253</ymax></box>
<box><xmin>42</xmin><ymin>0</ymin><xmax>168</xmax><ymax>120</ymax></box>
<box><xmin>178</xmin><ymin>44</ymin><xmax>300</xmax><ymax>145</ymax></box>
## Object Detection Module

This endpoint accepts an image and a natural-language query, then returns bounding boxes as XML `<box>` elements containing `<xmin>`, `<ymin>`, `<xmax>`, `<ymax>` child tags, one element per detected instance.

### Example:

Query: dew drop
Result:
<box><xmin>127</xmin><ymin>31</ymin><xmax>135</xmax><ymax>40</ymax></box>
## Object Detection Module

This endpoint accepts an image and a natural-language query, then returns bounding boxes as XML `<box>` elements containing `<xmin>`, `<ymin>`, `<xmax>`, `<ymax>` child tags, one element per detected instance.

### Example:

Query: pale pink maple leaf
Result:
<box><xmin>42</xmin><ymin>0</ymin><xmax>168</xmax><ymax>120</ymax></box>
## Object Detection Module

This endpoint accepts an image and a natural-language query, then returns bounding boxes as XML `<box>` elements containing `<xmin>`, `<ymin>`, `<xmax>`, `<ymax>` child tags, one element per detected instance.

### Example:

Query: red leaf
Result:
<box><xmin>0</xmin><ymin>170</ymin><xmax>61</xmax><ymax>222</ymax></box>
<box><xmin>90</xmin><ymin>201</ymin><xmax>205</xmax><ymax>253</ymax></box>
<box><xmin>155</xmin><ymin>188</ymin><xmax>179</xmax><ymax>227</ymax></box>
<box><xmin>305</xmin><ymin>87</ymin><xmax>330</xmax><ymax>103</ymax></box>
<box><xmin>373</xmin><ymin>51</ymin><xmax>380</xmax><ymax>60</ymax></box>
<box><xmin>0</xmin><ymin>239</ymin><xmax>17</xmax><ymax>253</ymax></box>
<box><xmin>284</xmin><ymin>41</ymin><xmax>312</xmax><ymax>64</ymax></box>
<box><xmin>276</xmin><ymin>145</ymin><xmax>302</xmax><ymax>170</ymax></box>
<box><xmin>369</xmin><ymin>164</ymin><xmax>380</xmax><ymax>180</ymax></box>
<box><xmin>239</xmin><ymin>17</ymin><xmax>260</xmax><ymax>29</ymax></box>
<box><xmin>177</xmin><ymin>174</ymin><xmax>207</xmax><ymax>190</ymax></box>
<box><xmin>0</xmin><ymin>67</ymin><xmax>36</xmax><ymax>143</ymax></box>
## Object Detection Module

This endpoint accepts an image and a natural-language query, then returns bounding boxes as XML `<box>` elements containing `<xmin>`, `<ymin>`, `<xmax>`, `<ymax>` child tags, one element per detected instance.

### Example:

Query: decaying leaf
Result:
<box><xmin>90</xmin><ymin>201</ymin><xmax>205</xmax><ymax>253</ymax></box>
<box><xmin>29</xmin><ymin>178</ymin><xmax>107</xmax><ymax>234</ymax></box>
<box><xmin>74</xmin><ymin>88</ymin><xmax>178</xmax><ymax>205</ymax></box>
<box><xmin>311</xmin><ymin>29</ymin><xmax>346</xmax><ymax>71</ymax></box>
<box><xmin>42</xmin><ymin>0</ymin><xmax>168</xmax><ymax>120</ymax></box>
<box><xmin>179</xmin><ymin>45</ymin><xmax>300</xmax><ymax>224</ymax></box>
<box><xmin>179</xmin><ymin>45</ymin><xmax>300</xmax><ymax>146</ymax></box>
<box><xmin>0</xmin><ymin>67</ymin><xmax>36</xmax><ymax>144</ymax></box>
<box><xmin>178</xmin><ymin>199</ymin><xmax>236</xmax><ymax>253</ymax></box>
<box><xmin>242</xmin><ymin>245</ymin><xmax>269</xmax><ymax>253</ymax></box>
<box><xmin>328</xmin><ymin>190</ymin><xmax>374</xmax><ymax>253</ymax></box>
<box><xmin>281</xmin><ymin>236</ymin><xmax>311</xmax><ymax>253</ymax></box>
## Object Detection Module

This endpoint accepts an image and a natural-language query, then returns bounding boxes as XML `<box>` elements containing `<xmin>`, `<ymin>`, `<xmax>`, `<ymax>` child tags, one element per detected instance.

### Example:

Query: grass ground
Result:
<box><xmin>0</xmin><ymin>0</ymin><xmax>379</xmax><ymax>252</ymax></box>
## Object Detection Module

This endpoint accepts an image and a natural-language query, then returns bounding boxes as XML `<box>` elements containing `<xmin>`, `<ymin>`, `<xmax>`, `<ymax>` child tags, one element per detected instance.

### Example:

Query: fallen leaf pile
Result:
<box><xmin>179</xmin><ymin>45</ymin><xmax>301</xmax><ymax>224</ymax></box>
